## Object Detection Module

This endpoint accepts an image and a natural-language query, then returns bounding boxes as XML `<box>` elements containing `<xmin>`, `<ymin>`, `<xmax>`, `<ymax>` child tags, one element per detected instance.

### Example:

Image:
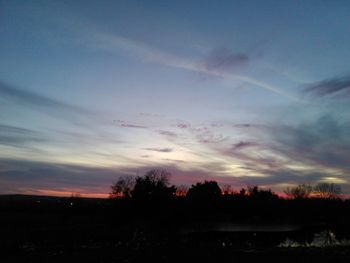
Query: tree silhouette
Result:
<box><xmin>187</xmin><ymin>180</ymin><xmax>222</xmax><ymax>201</ymax></box>
<box><xmin>284</xmin><ymin>184</ymin><xmax>312</xmax><ymax>199</ymax></box>
<box><xmin>131</xmin><ymin>169</ymin><xmax>176</xmax><ymax>200</ymax></box>
<box><xmin>247</xmin><ymin>185</ymin><xmax>279</xmax><ymax>200</ymax></box>
<box><xmin>239</xmin><ymin>188</ymin><xmax>247</xmax><ymax>196</ymax></box>
<box><xmin>110</xmin><ymin>176</ymin><xmax>135</xmax><ymax>198</ymax></box>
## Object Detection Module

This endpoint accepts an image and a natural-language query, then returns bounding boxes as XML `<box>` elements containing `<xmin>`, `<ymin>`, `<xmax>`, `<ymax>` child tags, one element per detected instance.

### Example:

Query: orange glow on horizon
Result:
<box><xmin>28</xmin><ymin>189</ymin><xmax>109</xmax><ymax>199</ymax></box>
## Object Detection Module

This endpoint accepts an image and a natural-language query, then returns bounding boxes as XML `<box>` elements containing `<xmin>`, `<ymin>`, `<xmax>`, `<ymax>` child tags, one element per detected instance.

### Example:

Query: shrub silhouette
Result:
<box><xmin>187</xmin><ymin>180</ymin><xmax>222</xmax><ymax>201</ymax></box>
<box><xmin>246</xmin><ymin>185</ymin><xmax>279</xmax><ymax>200</ymax></box>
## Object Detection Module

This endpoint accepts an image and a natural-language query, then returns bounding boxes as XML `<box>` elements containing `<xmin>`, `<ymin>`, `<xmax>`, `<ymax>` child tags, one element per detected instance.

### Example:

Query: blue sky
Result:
<box><xmin>1</xmin><ymin>0</ymin><xmax>350</xmax><ymax>197</ymax></box>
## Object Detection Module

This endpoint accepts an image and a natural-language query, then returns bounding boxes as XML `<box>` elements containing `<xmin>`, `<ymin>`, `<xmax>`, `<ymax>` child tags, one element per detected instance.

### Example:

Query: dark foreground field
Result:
<box><xmin>1</xmin><ymin>195</ymin><xmax>350</xmax><ymax>263</ymax></box>
<box><xmin>4</xmin><ymin>246</ymin><xmax>350</xmax><ymax>263</ymax></box>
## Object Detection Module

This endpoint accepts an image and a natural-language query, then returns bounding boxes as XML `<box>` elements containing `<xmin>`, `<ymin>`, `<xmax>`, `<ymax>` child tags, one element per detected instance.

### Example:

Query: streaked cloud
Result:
<box><xmin>0</xmin><ymin>123</ymin><xmax>45</xmax><ymax>147</ymax></box>
<box><xmin>304</xmin><ymin>75</ymin><xmax>350</xmax><ymax>97</ymax></box>
<box><xmin>113</xmin><ymin>120</ymin><xmax>147</xmax><ymax>129</ymax></box>
<box><xmin>158</xmin><ymin>130</ymin><xmax>178</xmax><ymax>137</ymax></box>
<box><xmin>0</xmin><ymin>81</ymin><xmax>96</xmax><ymax>121</ymax></box>
<box><xmin>63</xmin><ymin>22</ymin><xmax>299</xmax><ymax>100</ymax></box>
<box><xmin>232</xmin><ymin>141</ymin><xmax>259</xmax><ymax>151</ymax></box>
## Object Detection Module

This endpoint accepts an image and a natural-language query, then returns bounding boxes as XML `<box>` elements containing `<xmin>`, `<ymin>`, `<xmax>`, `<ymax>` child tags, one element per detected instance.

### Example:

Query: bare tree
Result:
<box><xmin>110</xmin><ymin>176</ymin><xmax>135</xmax><ymax>198</ymax></box>
<box><xmin>284</xmin><ymin>184</ymin><xmax>312</xmax><ymax>199</ymax></box>
<box><xmin>313</xmin><ymin>183</ymin><xmax>341</xmax><ymax>199</ymax></box>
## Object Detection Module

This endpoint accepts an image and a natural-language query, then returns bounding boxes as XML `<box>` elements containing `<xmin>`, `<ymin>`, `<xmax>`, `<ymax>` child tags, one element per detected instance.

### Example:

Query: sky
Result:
<box><xmin>1</xmin><ymin>0</ymin><xmax>350</xmax><ymax>197</ymax></box>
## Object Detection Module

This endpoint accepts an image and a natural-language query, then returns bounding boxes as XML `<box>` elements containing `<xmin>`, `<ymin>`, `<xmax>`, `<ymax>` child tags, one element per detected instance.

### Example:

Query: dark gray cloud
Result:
<box><xmin>0</xmin><ymin>123</ymin><xmax>45</xmax><ymax>147</ymax></box>
<box><xmin>204</xmin><ymin>48</ymin><xmax>249</xmax><ymax>72</ymax></box>
<box><xmin>233</xmin><ymin>123</ymin><xmax>263</xmax><ymax>129</ymax></box>
<box><xmin>143</xmin><ymin>147</ymin><xmax>173</xmax><ymax>153</ymax></box>
<box><xmin>0</xmin><ymin>159</ymin><xmax>121</xmax><ymax>195</ymax></box>
<box><xmin>230</xmin><ymin>115</ymin><xmax>350</xmax><ymax>176</ymax></box>
<box><xmin>0</xmin><ymin>81</ymin><xmax>93</xmax><ymax>116</ymax></box>
<box><xmin>270</xmin><ymin>115</ymin><xmax>350</xmax><ymax>172</ymax></box>
<box><xmin>158</xmin><ymin>130</ymin><xmax>178</xmax><ymax>137</ymax></box>
<box><xmin>0</xmin><ymin>124</ymin><xmax>34</xmax><ymax>134</ymax></box>
<box><xmin>304</xmin><ymin>75</ymin><xmax>350</xmax><ymax>97</ymax></box>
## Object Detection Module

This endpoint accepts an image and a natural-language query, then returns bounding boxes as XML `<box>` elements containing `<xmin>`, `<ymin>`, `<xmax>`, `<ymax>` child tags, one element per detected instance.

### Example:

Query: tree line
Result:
<box><xmin>109</xmin><ymin>169</ymin><xmax>342</xmax><ymax>201</ymax></box>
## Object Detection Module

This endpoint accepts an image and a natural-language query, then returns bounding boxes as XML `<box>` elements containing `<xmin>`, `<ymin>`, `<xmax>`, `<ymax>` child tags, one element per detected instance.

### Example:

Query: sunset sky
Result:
<box><xmin>1</xmin><ymin>0</ymin><xmax>350</xmax><ymax>197</ymax></box>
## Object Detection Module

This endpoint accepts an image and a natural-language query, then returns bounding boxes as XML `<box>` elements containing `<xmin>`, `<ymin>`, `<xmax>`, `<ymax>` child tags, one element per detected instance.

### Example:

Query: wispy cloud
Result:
<box><xmin>139</xmin><ymin>112</ymin><xmax>164</xmax><ymax>118</ymax></box>
<box><xmin>121</xmin><ymin>124</ymin><xmax>147</xmax><ymax>128</ymax></box>
<box><xmin>143</xmin><ymin>147</ymin><xmax>173</xmax><ymax>153</ymax></box>
<box><xmin>220</xmin><ymin>145</ymin><xmax>285</xmax><ymax>171</ymax></box>
<box><xmin>197</xmin><ymin>133</ymin><xmax>229</xmax><ymax>144</ymax></box>
<box><xmin>62</xmin><ymin>22</ymin><xmax>299</xmax><ymax>101</ymax></box>
<box><xmin>195</xmin><ymin>127</ymin><xmax>229</xmax><ymax>144</ymax></box>
<box><xmin>304</xmin><ymin>75</ymin><xmax>350</xmax><ymax>97</ymax></box>
<box><xmin>113</xmin><ymin>120</ymin><xmax>147</xmax><ymax>129</ymax></box>
<box><xmin>111</xmin><ymin>35</ymin><xmax>298</xmax><ymax>100</ymax></box>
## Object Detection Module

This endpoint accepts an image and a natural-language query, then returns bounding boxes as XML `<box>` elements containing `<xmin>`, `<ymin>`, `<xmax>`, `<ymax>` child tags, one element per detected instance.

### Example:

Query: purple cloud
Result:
<box><xmin>176</xmin><ymin>122</ymin><xmax>191</xmax><ymax>129</ymax></box>
<box><xmin>232</xmin><ymin>141</ymin><xmax>259</xmax><ymax>151</ymax></box>
<box><xmin>204</xmin><ymin>48</ymin><xmax>249</xmax><ymax>72</ymax></box>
